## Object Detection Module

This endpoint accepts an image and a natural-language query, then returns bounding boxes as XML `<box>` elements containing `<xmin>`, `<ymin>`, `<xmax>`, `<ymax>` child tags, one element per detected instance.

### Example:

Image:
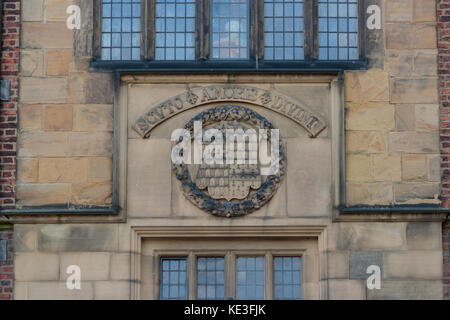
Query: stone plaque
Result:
<box><xmin>172</xmin><ymin>105</ymin><xmax>286</xmax><ymax>217</ymax></box>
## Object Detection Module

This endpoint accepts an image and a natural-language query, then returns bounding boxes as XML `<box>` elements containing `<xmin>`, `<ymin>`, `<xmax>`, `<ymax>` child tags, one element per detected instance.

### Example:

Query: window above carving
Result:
<box><xmin>93</xmin><ymin>0</ymin><xmax>367</xmax><ymax>71</ymax></box>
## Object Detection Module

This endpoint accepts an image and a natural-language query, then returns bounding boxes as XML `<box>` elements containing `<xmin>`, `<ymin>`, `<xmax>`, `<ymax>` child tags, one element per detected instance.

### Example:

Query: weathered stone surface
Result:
<box><xmin>94</xmin><ymin>281</ymin><xmax>130</xmax><ymax>300</ymax></box>
<box><xmin>20</xmin><ymin>49</ymin><xmax>44</xmax><ymax>76</ymax></box>
<box><xmin>60</xmin><ymin>253</ymin><xmax>110</xmax><ymax>281</ymax></box>
<box><xmin>389</xmin><ymin>132</ymin><xmax>439</xmax><ymax>153</ymax></box>
<box><xmin>428</xmin><ymin>154</ymin><xmax>441</xmax><ymax>182</ymax></box>
<box><xmin>344</xmin><ymin>71</ymin><xmax>389</xmax><ymax>102</ymax></box>
<box><xmin>70</xmin><ymin>183</ymin><xmax>112</xmax><ymax>205</ymax></box>
<box><xmin>367</xmin><ymin>280</ymin><xmax>443</xmax><ymax>300</ymax></box>
<box><xmin>20</xmin><ymin>77</ymin><xmax>68</xmax><ymax>104</ymax></box>
<box><xmin>38</xmin><ymin>157</ymin><xmax>88</xmax><ymax>183</ymax></box>
<box><xmin>88</xmin><ymin>157</ymin><xmax>112</xmax><ymax>183</ymax></box>
<box><xmin>14</xmin><ymin>225</ymin><xmax>37</xmax><ymax>253</ymax></box>
<box><xmin>346</xmin><ymin>131</ymin><xmax>387</xmax><ymax>154</ymax></box>
<box><xmin>22</xmin><ymin>22</ymin><xmax>73</xmax><ymax>49</ymax></box>
<box><xmin>327</xmin><ymin>222</ymin><xmax>406</xmax><ymax>251</ymax></box>
<box><xmin>402</xmin><ymin>154</ymin><xmax>427</xmax><ymax>181</ymax></box>
<box><xmin>414</xmin><ymin>52</ymin><xmax>438</xmax><ymax>76</ymax></box>
<box><xmin>386</xmin><ymin>50</ymin><xmax>413</xmax><ymax>77</ymax></box>
<box><xmin>73</xmin><ymin>104</ymin><xmax>113</xmax><ymax>132</ymax></box>
<box><xmin>346</xmin><ymin>183</ymin><xmax>393</xmax><ymax>205</ymax></box>
<box><xmin>23</xmin><ymin>281</ymin><xmax>94</xmax><ymax>300</ymax></box>
<box><xmin>45</xmin><ymin>49</ymin><xmax>73</xmax><ymax>76</ymax></box>
<box><xmin>384</xmin><ymin>251</ymin><xmax>442</xmax><ymax>279</ymax></box>
<box><xmin>19</xmin><ymin>104</ymin><xmax>42</xmax><ymax>130</ymax></box>
<box><xmin>16</xmin><ymin>183</ymin><xmax>69</xmax><ymax>206</ymax></box>
<box><xmin>327</xmin><ymin>251</ymin><xmax>349</xmax><ymax>279</ymax></box>
<box><xmin>413</xmin><ymin>0</ymin><xmax>436</xmax><ymax>22</ymax></box>
<box><xmin>386</xmin><ymin>24</ymin><xmax>413</xmax><ymax>49</ymax></box>
<box><xmin>413</xmin><ymin>25</ymin><xmax>437</xmax><ymax>49</ymax></box>
<box><xmin>15</xmin><ymin>253</ymin><xmax>59</xmax><ymax>281</ymax></box>
<box><xmin>328</xmin><ymin>280</ymin><xmax>365</xmax><ymax>300</ymax></box>
<box><xmin>346</xmin><ymin>102</ymin><xmax>395</xmax><ymax>131</ymax></box>
<box><xmin>415</xmin><ymin>104</ymin><xmax>439</xmax><ymax>131</ymax></box>
<box><xmin>18</xmin><ymin>132</ymin><xmax>68</xmax><ymax>157</ymax></box>
<box><xmin>110</xmin><ymin>253</ymin><xmax>131</xmax><ymax>281</ymax></box>
<box><xmin>346</xmin><ymin>154</ymin><xmax>372</xmax><ymax>182</ymax></box>
<box><xmin>68</xmin><ymin>132</ymin><xmax>113</xmax><ymax>156</ymax></box>
<box><xmin>394</xmin><ymin>183</ymin><xmax>440</xmax><ymax>204</ymax></box>
<box><xmin>44</xmin><ymin>105</ymin><xmax>73</xmax><ymax>131</ymax></box>
<box><xmin>395</xmin><ymin>104</ymin><xmax>415</xmax><ymax>131</ymax></box>
<box><xmin>349</xmin><ymin>252</ymin><xmax>382</xmax><ymax>279</ymax></box>
<box><xmin>386</xmin><ymin>0</ymin><xmax>412</xmax><ymax>22</ymax></box>
<box><xmin>373</xmin><ymin>154</ymin><xmax>401</xmax><ymax>182</ymax></box>
<box><xmin>390</xmin><ymin>78</ymin><xmax>438</xmax><ymax>104</ymax></box>
<box><xmin>85</xmin><ymin>73</ymin><xmax>115</xmax><ymax>104</ymax></box>
<box><xmin>46</xmin><ymin>0</ymin><xmax>71</xmax><ymax>21</ymax></box>
<box><xmin>17</xmin><ymin>158</ymin><xmax>39</xmax><ymax>183</ymax></box>
<box><xmin>22</xmin><ymin>0</ymin><xmax>44</xmax><ymax>22</ymax></box>
<box><xmin>38</xmin><ymin>224</ymin><xmax>118</xmax><ymax>252</ymax></box>
<box><xmin>406</xmin><ymin>222</ymin><xmax>442</xmax><ymax>250</ymax></box>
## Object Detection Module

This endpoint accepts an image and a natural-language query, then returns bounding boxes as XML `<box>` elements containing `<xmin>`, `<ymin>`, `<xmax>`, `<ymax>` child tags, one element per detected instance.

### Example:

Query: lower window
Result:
<box><xmin>159</xmin><ymin>253</ymin><xmax>302</xmax><ymax>300</ymax></box>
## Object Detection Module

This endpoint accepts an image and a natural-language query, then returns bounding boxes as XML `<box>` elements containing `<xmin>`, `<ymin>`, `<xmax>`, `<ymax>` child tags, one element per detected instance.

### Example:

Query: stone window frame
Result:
<box><xmin>92</xmin><ymin>0</ymin><xmax>368</xmax><ymax>70</ymax></box>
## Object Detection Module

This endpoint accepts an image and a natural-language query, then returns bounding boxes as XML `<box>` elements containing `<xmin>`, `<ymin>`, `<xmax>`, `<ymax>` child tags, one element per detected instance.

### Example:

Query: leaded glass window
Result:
<box><xmin>274</xmin><ymin>257</ymin><xmax>302</xmax><ymax>300</ymax></box>
<box><xmin>160</xmin><ymin>258</ymin><xmax>188</xmax><ymax>300</ymax></box>
<box><xmin>318</xmin><ymin>0</ymin><xmax>359</xmax><ymax>60</ymax></box>
<box><xmin>197</xmin><ymin>257</ymin><xmax>225</xmax><ymax>300</ymax></box>
<box><xmin>211</xmin><ymin>0</ymin><xmax>249</xmax><ymax>59</ymax></box>
<box><xmin>101</xmin><ymin>0</ymin><xmax>141</xmax><ymax>61</ymax></box>
<box><xmin>264</xmin><ymin>0</ymin><xmax>304</xmax><ymax>60</ymax></box>
<box><xmin>236</xmin><ymin>257</ymin><xmax>265</xmax><ymax>299</ymax></box>
<box><xmin>155</xmin><ymin>0</ymin><xmax>196</xmax><ymax>60</ymax></box>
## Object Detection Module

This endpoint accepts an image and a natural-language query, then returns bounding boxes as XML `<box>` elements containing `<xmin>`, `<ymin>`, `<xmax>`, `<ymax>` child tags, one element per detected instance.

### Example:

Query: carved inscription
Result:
<box><xmin>133</xmin><ymin>85</ymin><xmax>326</xmax><ymax>138</ymax></box>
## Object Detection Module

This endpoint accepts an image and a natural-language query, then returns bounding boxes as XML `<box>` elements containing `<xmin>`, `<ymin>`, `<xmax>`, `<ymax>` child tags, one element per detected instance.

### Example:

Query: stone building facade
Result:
<box><xmin>0</xmin><ymin>0</ymin><xmax>448</xmax><ymax>300</ymax></box>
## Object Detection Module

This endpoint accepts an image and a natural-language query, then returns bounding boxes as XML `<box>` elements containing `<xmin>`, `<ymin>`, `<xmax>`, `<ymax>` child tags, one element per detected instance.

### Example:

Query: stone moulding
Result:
<box><xmin>172</xmin><ymin>105</ymin><xmax>286</xmax><ymax>218</ymax></box>
<box><xmin>132</xmin><ymin>85</ymin><xmax>327</xmax><ymax>138</ymax></box>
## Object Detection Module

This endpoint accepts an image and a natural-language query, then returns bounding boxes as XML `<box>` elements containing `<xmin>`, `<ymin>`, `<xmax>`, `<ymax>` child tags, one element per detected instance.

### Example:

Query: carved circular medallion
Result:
<box><xmin>172</xmin><ymin>105</ymin><xmax>286</xmax><ymax>218</ymax></box>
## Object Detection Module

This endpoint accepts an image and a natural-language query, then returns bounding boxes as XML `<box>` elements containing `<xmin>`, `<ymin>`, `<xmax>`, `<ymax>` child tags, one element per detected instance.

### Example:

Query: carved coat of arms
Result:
<box><xmin>172</xmin><ymin>105</ymin><xmax>286</xmax><ymax>218</ymax></box>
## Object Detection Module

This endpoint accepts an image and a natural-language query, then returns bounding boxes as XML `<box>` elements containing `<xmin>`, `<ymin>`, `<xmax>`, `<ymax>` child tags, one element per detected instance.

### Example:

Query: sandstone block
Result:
<box><xmin>15</xmin><ymin>253</ymin><xmax>59</xmax><ymax>281</ymax></box>
<box><xmin>18</xmin><ymin>132</ymin><xmax>68</xmax><ymax>157</ymax></box>
<box><xmin>395</xmin><ymin>104</ymin><xmax>415</xmax><ymax>131</ymax></box>
<box><xmin>16</xmin><ymin>183</ymin><xmax>69</xmax><ymax>206</ymax></box>
<box><xmin>413</xmin><ymin>0</ymin><xmax>436</xmax><ymax>22</ymax></box>
<box><xmin>44</xmin><ymin>104</ymin><xmax>73</xmax><ymax>131</ymax></box>
<box><xmin>25</xmin><ymin>281</ymin><xmax>94</xmax><ymax>300</ymax></box>
<box><xmin>17</xmin><ymin>158</ymin><xmax>39</xmax><ymax>183</ymax></box>
<box><xmin>60</xmin><ymin>252</ymin><xmax>110</xmax><ymax>281</ymax></box>
<box><xmin>386</xmin><ymin>0</ymin><xmax>412</xmax><ymax>22</ymax></box>
<box><xmin>394</xmin><ymin>182</ymin><xmax>440</xmax><ymax>204</ymax></box>
<box><xmin>68</xmin><ymin>132</ymin><xmax>113</xmax><ymax>156</ymax></box>
<box><xmin>373</xmin><ymin>154</ymin><xmax>401</xmax><ymax>182</ymax></box>
<box><xmin>94</xmin><ymin>281</ymin><xmax>130</xmax><ymax>300</ymax></box>
<box><xmin>427</xmin><ymin>154</ymin><xmax>441</xmax><ymax>182</ymax></box>
<box><xmin>20</xmin><ymin>49</ymin><xmax>44</xmax><ymax>77</ymax></box>
<box><xmin>346</xmin><ymin>183</ymin><xmax>393</xmax><ymax>205</ymax></box>
<box><xmin>346</xmin><ymin>102</ymin><xmax>395</xmax><ymax>131</ymax></box>
<box><xmin>110</xmin><ymin>253</ymin><xmax>131</xmax><ymax>281</ymax></box>
<box><xmin>73</xmin><ymin>104</ymin><xmax>113</xmax><ymax>132</ymax></box>
<box><xmin>402</xmin><ymin>154</ymin><xmax>427</xmax><ymax>181</ymax></box>
<box><xmin>346</xmin><ymin>154</ymin><xmax>372</xmax><ymax>182</ymax></box>
<box><xmin>19</xmin><ymin>104</ymin><xmax>42</xmax><ymax>130</ymax></box>
<box><xmin>349</xmin><ymin>252</ymin><xmax>382</xmax><ymax>279</ymax></box>
<box><xmin>386</xmin><ymin>50</ymin><xmax>413</xmax><ymax>77</ymax></box>
<box><xmin>328</xmin><ymin>280</ymin><xmax>365</xmax><ymax>300</ymax></box>
<box><xmin>413</xmin><ymin>25</ymin><xmax>437</xmax><ymax>49</ymax></box>
<box><xmin>70</xmin><ymin>183</ymin><xmax>112</xmax><ymax>205</ymax></box>
<box><xmin>13</xmin><ymin>225</ymin><xmax>37</xmax><ymax>253</ymax></box>
<box><xmin>383</xmin><ymin>251</ymin><xmax>442</xmax><ymax>280</ymax></box>
<box><xmin>22</xmin><ymin>0</ymin><xmax>44</xmax><ymax>22</ymax></box>
<box><xmin>415</xmin><ymin>104</ymin><xmax>439</xmax><ymax>131</ymax></box>
<box><xmin>390</xmin><ymin>78</ymin><xmax>438</xmax><ymax>104</ymax></box>
<box><xmin>46</xmin><ymin>0</ymin><xmax>72</xmax><ymax>22</ymax></box>
<box><xmin>20</xmin><ymin>77</ymin><xmax>68</xmax><ymax>104</ymax></box>
<box><xmin>45</xmin><ymin>49</ymin><xmax>73</xmax><ymax>76</ymax></box>
<box><xmin>22</xmin><ymin>22</ymin><xmax>73</xmax><ymax>49</ymax></box>
<box><xmin>389</xmin><ymin>132</ymin><xmax>439</xmax><ymax>153</ymax></box>
<box><xmin>344</xmin><ymin>71</ymin><xmax>389</xmax><ymax>102</ymax></box>
<box><xmin>367</xmin><ymin>280</ymin><xmax>442</xmax><ymax>300</ymax></box>
<box><xmin>346</xmin><ymin>131</ymin><xmax>387</xmax><ymax>154</ymax></box>
<box><xmin>414</xmin><ymin>52</ymin><xmax>438</xmax><ymax>76</ymax></box>
<box><xmin>88</xmin><ymin>157</ymin><xmax>112</xmax><ymax>183</ymax></box>
<box><xmin>406</xmin><ymin>222</ymin><xmax>442</xmax><ymax>250</ymax></box>
<box><xmin>386</xmin><ymin>24</ymin><xmax>413</xmax><ymax>49</ymax></box>
<box><xmin>327</xmin><ymin>251</ymin><xmax>349</xmax><ymax>279</ymax></box>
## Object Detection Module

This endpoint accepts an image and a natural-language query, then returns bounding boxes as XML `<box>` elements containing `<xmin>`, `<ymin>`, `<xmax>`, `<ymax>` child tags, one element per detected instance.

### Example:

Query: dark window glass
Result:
<box><xmin>160</xmin><ymin>258</ymin><xmax>188</xmax><ymax>300</ymax></box>
<box><xmin>197</xmin><ymin>257</ymin><xmax>225</xmax><ymax>300</ymax></box>
<box><xmin>318</xmin><ymin>0</ymin><xmax>358</xmax><ymax>60</ymax></box>
<box><xmin>101</xmin><ymin>0</ymin><xmax>141</xmax><ymax>60</ymax></box>
<box><xmin>274</xmin><ymin>257</ymin><xmax>302</xmax><ymax>300</ymax></box>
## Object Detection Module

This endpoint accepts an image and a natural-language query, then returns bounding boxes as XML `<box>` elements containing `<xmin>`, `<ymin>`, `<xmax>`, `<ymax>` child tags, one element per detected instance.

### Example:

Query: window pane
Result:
<box><xmin>211</xmin><ymin>0</ymin><xmax>249</xmax><ymax>59</ymax></box>
<box><xmin>273</xmin><ymin>257</ymin><xmax>302</xmax><ymax>300</ymax></box>
<box><xmin>197</xmin><ymin>257</ymin><xmax>225</xmax><ymax>300</ymax></box>
<box><xmin>236</xmin><ymin>257</ymin><xmax>264</xmax><ymax>300</ymax></box>
<box><xmin>101</xmin><ymin>0</ymin><xmax>141</xmax><ymax>61</ymax></box>
<box><xmin>160</xmin><ymin>257</ymin><xmax>188</xmax><ymax>300</ymax></box>
<box><xmin>264</xmin><ymin>0</ymin><xmax>304</xmax><ymax>60</ymax></box>
<box><xmin>318</xmin><ymin>0</ymin><xmax>358</xmax><ymax>60</ymax></box>
<box><xmin>155</xmin><ymin>0</ymin><xmax>196</xmax><ymax>61</ymax></box>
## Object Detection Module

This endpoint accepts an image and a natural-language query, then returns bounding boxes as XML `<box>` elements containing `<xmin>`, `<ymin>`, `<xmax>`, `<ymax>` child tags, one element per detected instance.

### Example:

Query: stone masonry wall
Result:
<box><xmin>345</xmin><ymin>0</ymin><xmax>440</xmax><ymax>206</ymax></box>
<box><xmin>18</xmin><ymin>0</ymin><xmax>114</xmax><ymax>208</ymax></box>
<box><xmin>0</xmin><ymin>0</ymin><xmax>20</xmax><ymax>209</ymax></box>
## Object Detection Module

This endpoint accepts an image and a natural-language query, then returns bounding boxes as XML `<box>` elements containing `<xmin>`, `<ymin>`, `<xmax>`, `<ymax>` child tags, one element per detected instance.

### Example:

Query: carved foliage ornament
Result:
<box><xmin>172</xmin><ymin>105</ymin><xmax>286</xmax><ymax>218</ymax></box>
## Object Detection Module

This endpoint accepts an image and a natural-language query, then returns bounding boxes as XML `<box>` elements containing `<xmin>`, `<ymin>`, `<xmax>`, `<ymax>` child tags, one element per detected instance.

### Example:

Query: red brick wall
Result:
<box><xmin>438</xmin><ymin>0</ymin><xmax>450</xmax><ymax>300</ymax></box>
<box><xmin>0</xmin><ymin>0</ymin><xmax>20</xmax><ymax>209</ymax></box>
<box><xmin>0</xmin><ymin>229</ymin><xmax>13</xmax><ymax>300</ymax></box>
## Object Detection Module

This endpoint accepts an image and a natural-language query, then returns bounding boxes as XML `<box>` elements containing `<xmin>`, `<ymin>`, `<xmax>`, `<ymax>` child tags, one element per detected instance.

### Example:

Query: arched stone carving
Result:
<box><xmin>133</xmin><ymin>85</ymin><xmax>327</xmax><ymax>138</ymax></box>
